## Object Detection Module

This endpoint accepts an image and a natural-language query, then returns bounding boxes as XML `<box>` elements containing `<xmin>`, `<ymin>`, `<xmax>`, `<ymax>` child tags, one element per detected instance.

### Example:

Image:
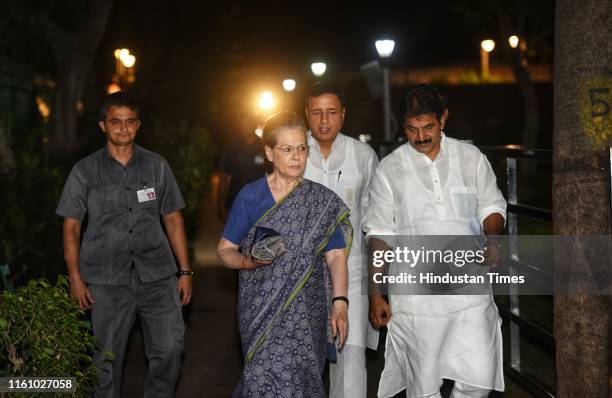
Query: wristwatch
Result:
<box><xmin>332</xmin><ymin>296</ymin><xmax>349</xmax><ymax>307</ymax></box>
<box><xmin>177</xmin><ymin>270</ymin><xmax>195</xmax><ymax>277</ymax></box>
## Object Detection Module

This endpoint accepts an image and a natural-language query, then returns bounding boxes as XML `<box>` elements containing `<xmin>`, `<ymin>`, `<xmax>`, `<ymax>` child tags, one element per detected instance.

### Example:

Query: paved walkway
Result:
<box><xmin>122</xmin><ymin>174</ymin><xmax>243</xmax><ymax>397</ymax></box>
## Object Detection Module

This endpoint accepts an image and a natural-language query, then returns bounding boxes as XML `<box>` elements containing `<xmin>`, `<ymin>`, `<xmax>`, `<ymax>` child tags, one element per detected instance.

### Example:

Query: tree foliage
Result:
<box><xmin>0</xmin><ymin>276</ymin><xmax>105</xmax><ymax>397</ymax></box>
<box><xmin>0</xmin><ymin>126</ymin><xmax>66</xmax><ymax>283</ymax></box>
<box><xmin>137</xmin><ymin>121</ymin><xmax>214</xmax><ymax>249</ymax></box>
<box><xmin>0</xmin><ymin>0</ymin><xmax>114</xmax><ymax>163</ymax></box>
<box><xmin>455</xmin><ymin>0</ymin><xmax>555</xmax><ymax>147</ymax></box>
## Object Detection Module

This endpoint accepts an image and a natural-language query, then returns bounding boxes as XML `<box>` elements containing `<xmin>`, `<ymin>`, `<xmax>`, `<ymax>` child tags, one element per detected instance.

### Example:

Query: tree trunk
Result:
<box><xmin>48</xmin><ymin>0</ymin><xmax>114</xmax><ymax>164</ymax></box>
<box><xmin>51</xmin><ymin>63</ymin><xmax>86</xmax><ymax>159</ymax></box>
<box><xmin>553</xmin><ymin>0</ymin><xmax>611</xmax><ymax>397</ymax></box>
<box><xmin>497</xmin><ymin>13</ymin><xmax>540</xmax><ymax>149</ymax></box>
<box><xmin>513</xmin><ymin>60</ymin><xmax>539</xmax><ymax>148</ymax></box>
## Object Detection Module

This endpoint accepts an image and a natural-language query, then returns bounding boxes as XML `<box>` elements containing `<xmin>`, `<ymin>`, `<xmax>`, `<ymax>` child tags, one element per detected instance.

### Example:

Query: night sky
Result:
<box><xmin>1</xmin><ymin>0</ymin><xmax>552</xmax><ymax>143</ymax></box>
<box><xmin>99</xmin><ymin>1</ymin><xmax>513</xmax><ymax>125</ymax></box>
<box><xmin>0</xmin><ymin>0</ymin><xmax>555</xmax><ymax>141</ymax></box>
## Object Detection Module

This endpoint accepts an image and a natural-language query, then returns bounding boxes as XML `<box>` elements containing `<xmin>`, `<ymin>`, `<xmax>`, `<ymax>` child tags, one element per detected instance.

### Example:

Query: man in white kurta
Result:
<box><xmin>303</xmin><ymin>82</ymin><xmax>379</xmax><ymax>398</ymax></box>
<box><xmin>365</xmin><ymin>84</ymin><xmax>506</xmax><ymax>398</ymax></box>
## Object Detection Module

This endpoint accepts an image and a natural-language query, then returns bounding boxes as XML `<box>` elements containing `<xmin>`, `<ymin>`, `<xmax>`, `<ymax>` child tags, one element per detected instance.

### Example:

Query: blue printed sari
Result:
<box><xmin>233</xmin><ymin>179</ymin><xmax>352</xmax><ymax>398</ymax></box>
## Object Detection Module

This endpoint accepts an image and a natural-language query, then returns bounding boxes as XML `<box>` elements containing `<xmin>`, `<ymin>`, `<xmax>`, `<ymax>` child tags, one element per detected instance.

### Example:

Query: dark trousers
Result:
<box><xmin>89</xmin><ymin>268</ymin><xmax>185</xmax><ymax>398</ymax></box>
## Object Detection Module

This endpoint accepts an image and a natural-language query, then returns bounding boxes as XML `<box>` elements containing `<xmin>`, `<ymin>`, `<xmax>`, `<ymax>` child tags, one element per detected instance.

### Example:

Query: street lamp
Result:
<box><xmin>282</xmin><ymin>79</ymin><xmax>296</xmax><ymax>92</ymax></box>
<box><xmin>258</xmin><ymin>91</ymin><xmax>275</xmax><ymax>111</ymax></box>
<box><xmin>508</xmin><ymin>35</ymin><xmax>528</xmax><ymax>67</ymax></box>
<box><xmin>375</xmin><ymin>40</ymin><xmax>395</xmax><ymax>58</ymax></box>
<box><xmin>311</xmin><ymin>62</ymin><xmax>326</xmax><ymax>77</ymax></box>
<box><xmin>508</xmin><ymin>35</ymin><xmax>519</xmax><ymax>49</ymax></box>
<box><xmin>480</xmin><ymin>39</ymin><xmax>495</xmax><ymax>81</ymax></box>
<box><xmin>122</xmin><ymin>54</ymin><xmax>136</xmax><ymax>68</ymax></box>
<box><xmin>375</xmin><ymin>39</ymin><xmax>395</xmax><ymax>143</ymax></box>
<box><xmin>113</xmin><ymin>48</ymin><xmax>136</xmax><ymax>86</ymax></box>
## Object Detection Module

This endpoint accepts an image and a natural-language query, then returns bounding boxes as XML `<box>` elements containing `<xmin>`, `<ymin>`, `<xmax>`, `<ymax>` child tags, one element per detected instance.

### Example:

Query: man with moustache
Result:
<box><xmin>304</xmin><ymin>81</ymin><xmax>379</xmax><ymax>398</ymax></box>
<box><xmin>56</xmin><ymin>91</ymin><xmax>192</xmax><ymax>397</ymax></box>
<box><xmin>365</xmin><ymin>84</ymin><xmax>506</xmax><ymax>397</ymax></box>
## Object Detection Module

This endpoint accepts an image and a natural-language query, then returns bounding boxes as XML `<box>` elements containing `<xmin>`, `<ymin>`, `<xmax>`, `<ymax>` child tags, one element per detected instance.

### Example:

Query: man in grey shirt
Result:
<box><xmin>56</xmin><ymin>91</ymin><xmax>193</xmax><ymax>398</ymax></box>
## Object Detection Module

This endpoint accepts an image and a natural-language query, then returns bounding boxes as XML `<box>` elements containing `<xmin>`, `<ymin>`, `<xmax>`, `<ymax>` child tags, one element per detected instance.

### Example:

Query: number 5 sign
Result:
<box><xmin>581</xmin><ymin>76</ymin><xmax>612</xmax><ymax>148</ymax></box>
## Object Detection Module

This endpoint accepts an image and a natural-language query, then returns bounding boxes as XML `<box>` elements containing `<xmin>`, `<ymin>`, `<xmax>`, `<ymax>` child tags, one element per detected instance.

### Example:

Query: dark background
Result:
<box><xmin>79</xmin><ymin>0</ymin><xmax>553</xmax><ymax>150</ymax></box>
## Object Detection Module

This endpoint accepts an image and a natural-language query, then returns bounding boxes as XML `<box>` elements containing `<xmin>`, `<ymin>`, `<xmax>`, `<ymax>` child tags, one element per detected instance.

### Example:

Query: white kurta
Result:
<box><xmin>364</xmin><ymin>134</ymin><xmax>506</xmax><ymax>398</ymax></box>
<box><xmin>304</xmin><ymin>132</ymin><xmax>380</xmax><ymax>350</ymax></box>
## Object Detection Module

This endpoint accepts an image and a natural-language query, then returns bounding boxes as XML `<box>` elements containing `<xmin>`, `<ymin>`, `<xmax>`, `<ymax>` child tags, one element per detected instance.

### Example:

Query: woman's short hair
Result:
<box><xmin>262</xmin><ymin>111</ymin><xmax>307</xmax><ymax>147</ymax></box>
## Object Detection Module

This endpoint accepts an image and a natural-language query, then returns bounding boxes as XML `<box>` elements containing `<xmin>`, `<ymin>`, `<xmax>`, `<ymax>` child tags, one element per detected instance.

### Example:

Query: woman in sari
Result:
<box><xmin>217</xmin><ymin>111</ymin><xmax>351</xmax><ymax>397</ymax></box>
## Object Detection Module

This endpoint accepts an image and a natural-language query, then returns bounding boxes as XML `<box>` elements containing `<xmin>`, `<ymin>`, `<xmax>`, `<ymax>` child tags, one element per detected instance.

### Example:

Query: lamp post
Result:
<box><xmin>375</xmin><ymin>39</ymin><xmax>395</xmax><ymax>143</ymax></box>
<box><xmin>508</xmin><ymin>35</ymin><xmax>528</xmax><ymax>67</ymax></box>
<box><xmin>282</xmin><ymin>79</ymin><xmax>296</xmax><ymax>92</ymax></box>
<box><xmin>112</xmin><ymin>48</ymin><xmax>137</xmax><ymax>90</ymax></box>
<box><xmin>480</xmin><ymin>39</ymin><xmax>495</xmax><ymax>81</ymax></box>
<box><xmin>282</xmin><ymin>79</ymin><xmax>296</xmax><ymax>111</ymax></box>
<box><xmin>311</xmin><ymin>62</ymin><xmax>326</xmax><ymax>77</ymax></box>
<box><xmin>508</xmin><ymin>35</ymin><xmax>519</xmax><ymax>49</ymax></box>
<box><xmin>258</xmin><ymin>91</ymin><xmax>275</xmax><ymax>113</ymax></box>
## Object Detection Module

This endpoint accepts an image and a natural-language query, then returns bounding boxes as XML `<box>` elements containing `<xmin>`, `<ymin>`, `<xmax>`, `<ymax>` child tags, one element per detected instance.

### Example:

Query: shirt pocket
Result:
<box><xmin>88</xmin><ymin>185</ymin><xmax>122</xmax><ymax>214</ymax></box>
<box><xmin>337</xmin><ymin>176</ymin><xmax>360</xmax><ymax>210</ymax></box>
<box><xmin>450</xmin><ymin>186</ymin><xmax>478</xmax><ymax>221</ymax></box>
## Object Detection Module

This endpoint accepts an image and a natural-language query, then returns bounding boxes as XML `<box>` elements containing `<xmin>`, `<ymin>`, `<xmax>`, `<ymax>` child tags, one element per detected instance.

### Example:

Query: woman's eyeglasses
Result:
<box><xmin>273</xmin><ymin>145</ymin><xmax>309</xmax><ymax>155</ymax></box>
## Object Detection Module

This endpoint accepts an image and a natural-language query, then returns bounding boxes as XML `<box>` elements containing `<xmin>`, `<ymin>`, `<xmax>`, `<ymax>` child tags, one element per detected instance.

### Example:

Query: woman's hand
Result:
<box><xmin>330</xmin><ymin>300</ymin><xmax>349</xmax><ymax>350</ymax></box>
<box><xmin>217</xmin><ymin>238</ymin><xmax>272</xmax><ymax>270</ymax></box>
<box><xmin>325</xmin><ymin>248</ymin><xmax>349</xmax><ymax>349</ymax></box>
<box><xmin>241</xmin><ymin>255</ymin><xmax>272</xmax><ymax>270</ymax></box>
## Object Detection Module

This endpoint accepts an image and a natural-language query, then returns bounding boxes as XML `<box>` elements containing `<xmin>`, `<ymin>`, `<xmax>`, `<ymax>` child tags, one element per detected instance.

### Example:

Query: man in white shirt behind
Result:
<box><xmin>365</xmin><ymin>84</ymin><xmax>506</xmax><ymax>398</ymax></box>
<box><xmin>304</xmin><ymin>82</ymin><xmax>379</xmax><ymax>398</ymax></box>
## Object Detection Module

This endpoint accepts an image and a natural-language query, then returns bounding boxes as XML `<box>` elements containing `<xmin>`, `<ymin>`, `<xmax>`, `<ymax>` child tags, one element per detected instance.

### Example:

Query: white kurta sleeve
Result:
<box><xmin>364</xmin><ymin>165</ymin><xmax>396</xmax><ymax>238</ymax></box>
<box><xmin>476</xmin><ymin>153</ymin><xmax>507</xmax><ymax>226</ymax></box>
<box><xmin>359</xmin><ymin>149</ymin><xmax>379</xmax><ymax>232</ymax></box>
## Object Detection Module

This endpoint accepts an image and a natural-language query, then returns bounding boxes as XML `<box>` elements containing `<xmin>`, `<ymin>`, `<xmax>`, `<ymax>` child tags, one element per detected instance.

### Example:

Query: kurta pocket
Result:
<box><xmin>450</xmin><ymin>186</ymin><xmax>477</xmax><ymax>221</ymax></box>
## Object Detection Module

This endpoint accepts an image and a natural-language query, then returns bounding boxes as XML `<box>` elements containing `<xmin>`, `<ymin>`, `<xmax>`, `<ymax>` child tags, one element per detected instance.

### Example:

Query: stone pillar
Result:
<box><xmin>553</xmin><ymin>0</ymin><xmax>611</xmax><ymax>396</ymax></box>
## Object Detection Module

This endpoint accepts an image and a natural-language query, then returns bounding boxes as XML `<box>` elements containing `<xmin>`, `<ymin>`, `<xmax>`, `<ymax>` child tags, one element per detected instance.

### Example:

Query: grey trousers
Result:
<box><xmin>89</xmin><ymin>268</ymin><xmax>185</xmax><ymax>398</ymax></box>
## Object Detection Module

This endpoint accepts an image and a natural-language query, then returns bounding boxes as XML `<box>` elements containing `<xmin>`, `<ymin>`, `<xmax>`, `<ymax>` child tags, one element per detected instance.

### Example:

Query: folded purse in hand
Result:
<box><xmin>250</xmin><ymin>226</ymin><xmax>287</xmax><ymax>262</ymax></box>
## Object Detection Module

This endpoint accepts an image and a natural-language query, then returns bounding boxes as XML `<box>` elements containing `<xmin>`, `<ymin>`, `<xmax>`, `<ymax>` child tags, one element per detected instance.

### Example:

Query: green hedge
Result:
<box><xmin>0</xmin><ymin>276</ymin><xmax>107</xmax><ymax>397</ymax></box>
<box><xmin>0</xmin><ymin>127</ymin><xmax>66</xmax><ymax>288</ymax></box>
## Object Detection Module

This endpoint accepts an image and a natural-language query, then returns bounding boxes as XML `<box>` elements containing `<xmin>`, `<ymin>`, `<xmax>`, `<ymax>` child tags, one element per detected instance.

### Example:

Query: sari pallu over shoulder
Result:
<box><xmin>234</xmin><ymin>179</ymin><xmax>351</xmax><ymax>398</ymax></box>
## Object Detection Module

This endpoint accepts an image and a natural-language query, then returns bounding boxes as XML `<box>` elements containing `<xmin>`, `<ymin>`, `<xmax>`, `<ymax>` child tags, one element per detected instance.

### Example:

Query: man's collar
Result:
<box><xmin>306</xmin><ymin>130</ymin><xmax>319</xmax><ymax>150</ymax></box>
<box><xmin>103</xmin><ymin>143</ymin><xmax>140</xmax><ymax>163</ymax></box>
<box><xmin>439</xmin><ymin>132</ymin><xmax>447</xmax><ymax>155</ymax></box>
<box><xmin>307</xmin><ymin>130</ymin><xmax>344</xmax><ymax>154</ymax></box>
<box><xmin>404</xmin><ymin>132</ymin><xmax>447</xmax><ymax>161</ymax></box>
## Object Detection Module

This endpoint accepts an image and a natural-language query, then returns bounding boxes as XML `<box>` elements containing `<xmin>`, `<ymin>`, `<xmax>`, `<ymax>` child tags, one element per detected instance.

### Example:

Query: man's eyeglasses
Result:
<box><xmin>273</xmin><ymin>145</ymin><xmax>309</xmax><ymax>155</ymax></box>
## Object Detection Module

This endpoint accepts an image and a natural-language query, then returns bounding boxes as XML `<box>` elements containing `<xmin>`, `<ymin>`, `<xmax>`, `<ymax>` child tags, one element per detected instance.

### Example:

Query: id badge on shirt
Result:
<box><xmin>137</xmin><ymin>187</ymin><xmax>157</xmax><ymax>202</ymax></box>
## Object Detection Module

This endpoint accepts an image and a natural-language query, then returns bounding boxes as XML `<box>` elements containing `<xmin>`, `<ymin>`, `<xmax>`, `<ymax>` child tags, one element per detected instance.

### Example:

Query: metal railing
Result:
<box><xmin>479</xmin><ymin>145</ymin><xmax>555</xmax><ymax>398</ymax></box>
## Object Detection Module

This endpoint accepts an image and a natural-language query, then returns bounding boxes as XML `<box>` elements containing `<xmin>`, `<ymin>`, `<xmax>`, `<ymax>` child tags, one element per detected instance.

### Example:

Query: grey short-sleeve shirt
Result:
<box><xmin>56</xmin><ymin>145</ymin><xmax>186</xmax><ymax>285</ymax></box>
